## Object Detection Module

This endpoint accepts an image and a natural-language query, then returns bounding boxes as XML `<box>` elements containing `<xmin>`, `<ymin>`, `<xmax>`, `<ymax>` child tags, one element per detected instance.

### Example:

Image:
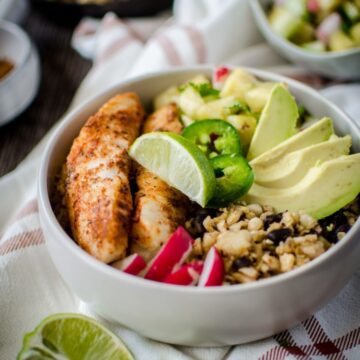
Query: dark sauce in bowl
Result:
<box><xmin>0</xmin><ymin>59</ymin><xmax>14</xmax><ymax>80</ymax></box>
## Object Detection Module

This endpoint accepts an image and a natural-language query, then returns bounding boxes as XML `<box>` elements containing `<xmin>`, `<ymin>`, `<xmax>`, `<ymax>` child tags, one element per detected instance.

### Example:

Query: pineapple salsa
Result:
<box><xmin>268</xmin><ymin>0</ymin><xmax>360</xmax><ymax>52</ymax></box>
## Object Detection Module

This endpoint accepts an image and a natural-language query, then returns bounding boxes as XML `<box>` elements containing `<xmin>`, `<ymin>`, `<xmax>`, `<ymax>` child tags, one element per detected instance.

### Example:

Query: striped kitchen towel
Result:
<box><xmin>1</xmin><ymin>0</ymin><xmax>360</xmax><ymax>359</ymax></box>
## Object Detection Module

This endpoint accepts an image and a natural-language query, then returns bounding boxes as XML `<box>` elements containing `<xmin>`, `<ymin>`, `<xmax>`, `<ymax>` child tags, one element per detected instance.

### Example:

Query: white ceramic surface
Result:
<box><xmin>38</xmin><ymin>66</ymin><xmax>360</xmax><ymax>346</ymax></box>
<box><xmin>250</xmin><ymin>0</ymin><xmax>360</xmax><ymax>80</ymax></box>
<box><xmin>0</xmin><ymin>20</ymin><xmax>40</xmax><ymax>126</ymax></box>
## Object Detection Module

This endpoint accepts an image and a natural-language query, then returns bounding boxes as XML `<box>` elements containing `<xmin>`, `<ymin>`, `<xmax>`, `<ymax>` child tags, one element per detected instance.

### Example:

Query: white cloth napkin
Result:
<box><xmin>1</xmin><ymin>0</ymin><xmax>360</xmax><ymax>359</ymax></box>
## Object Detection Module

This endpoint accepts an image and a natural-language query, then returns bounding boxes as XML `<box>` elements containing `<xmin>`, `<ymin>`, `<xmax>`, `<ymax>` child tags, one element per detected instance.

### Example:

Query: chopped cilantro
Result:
<box><xmin>177</xmin><ymin>84</ymin><xmax>187</xmax><ymax>93</ymax></box>
<box><xmin>190</xmin><ymin>82</ymin><xmax>220</xmax><ymax>98</ymax></box>
<box><xmin>227</xmin><ymin>101</ymin><xmax>250</xmax><ymax>115</ymax></box>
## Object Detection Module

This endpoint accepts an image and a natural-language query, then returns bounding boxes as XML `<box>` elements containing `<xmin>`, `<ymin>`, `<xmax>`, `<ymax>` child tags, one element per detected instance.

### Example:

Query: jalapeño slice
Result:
<box><xmin>182</xmin><ymin>119</ymin><xmax>242</xmax><ymax>158</ymax></box>
<box><xmin>208</xmin><ymin>154</ymin><xmax>254</xmax><ymax>207</ymax></box>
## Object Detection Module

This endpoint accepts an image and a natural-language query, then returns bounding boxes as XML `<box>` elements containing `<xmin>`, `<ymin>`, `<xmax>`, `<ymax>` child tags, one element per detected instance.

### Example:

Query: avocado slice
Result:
<box><xmin>244</xmin><ymin>153</ymin><xmax>360</xmax><ymax>219</ymax></box>
<box><xmin>247</xmin><ymin>84</ymin><xmax>298</xmax><ymax>160</ymax></box>
<box><xmin>253</xmin><ymin>135</ymin><xmax>352</xmax><ymax>188</ymax></box>
<box><xmin>250</xmin><ymin>117</ymin><xmax>334</xmax><ymax>167</ymax></box>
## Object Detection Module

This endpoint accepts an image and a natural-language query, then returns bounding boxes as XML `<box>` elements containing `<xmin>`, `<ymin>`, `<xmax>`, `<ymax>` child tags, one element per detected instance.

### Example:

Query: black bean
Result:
<box><xmin>263</xmin><ymin>213</ymin><xmax>283</xmax><ymax>230</ymax></box>
<box><xmin>319</xmin><ymin>211</ymin><xmax>350</xmax><ymax>243</ymax></box>
<box><xmin>267</xmin><ymin>228</ymin><xmax>292</xmax><ymax>245</ymax></box>
<box><xmin>189</xmin><ymin>208</ymin><xmax>222</xmax><ymax>237</ymax></box>
<box><xmin>232</xmin><ymin>257</ymin><xmax>253</xmax><ymax>270</ymax></box>
<box><xmin>319</xmin><ymin>211</ymin><xmax>348</xmax><ymax>230</ymax></box>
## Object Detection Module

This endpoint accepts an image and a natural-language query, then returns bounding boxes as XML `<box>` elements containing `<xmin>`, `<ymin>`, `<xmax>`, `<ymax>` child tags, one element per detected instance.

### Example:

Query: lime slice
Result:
<box><xmin>17</xmin><ymin>313</ymin><xmax>134</xmax><ymax>360</ymax></box>
<box><xmin>129</xmin><ymin>132</ymin><xmax>216</xmax><ymax>207</ymax></box>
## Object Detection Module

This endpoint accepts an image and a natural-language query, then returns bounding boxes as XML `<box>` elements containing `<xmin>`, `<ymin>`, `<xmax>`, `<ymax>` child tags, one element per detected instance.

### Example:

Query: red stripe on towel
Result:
<box><xmin>156</xmin><ymin>34</ymin><xmax>183</xmax><ymax>66</ymax></box>
<box><xmin>0</xmin><ymin>229</ymin><xmax>44</xmax><ymax>256</ymax></box>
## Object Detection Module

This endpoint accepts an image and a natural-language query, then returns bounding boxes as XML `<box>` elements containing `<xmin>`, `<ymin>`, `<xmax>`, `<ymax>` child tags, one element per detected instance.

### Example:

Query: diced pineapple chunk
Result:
<box><xmin>302</xmin><ymin>41</ymin><xmax>326</xmax><ymax>52</ymax></box>
<box><xmin>194</xmin><ymin>96</ymin><xmax>237</xmax><ymax>120</ymax></box>
<box><xmin>220</xmin><ymin>68</ymin><xmax>257</xmax><ymax>101</ymax></box>
<box><xmin>350</xmin><ymin>23</ymin><xmax>360</xmax><ymax>46</ymax></box>
<box><xmin>318</xmin><ymin>0</ymin><xmax>341</xmax><ymax>12</ymax></box>
<box><xmin>181</xmin><ymin>114</ymin><xmax>194</xmax><ymax>127</ymax></box>
<box><xmin>329</xmin><ymin>30</ymin><xmax>355</xmax><ymax>52</ymax></box>
<box><xmin>153</xmin><ymin>86</ymin><xmax>180</xmax><ymax>110</ymax></box>
<box><xmin>188</xmin><ymin>75</ymin><xmax>210</xmax><ymax>85</ymax></box>
<box><xmin>227</xmin><ymin>115</ymin><xmax>257</xmax><ymax>153</ymax></box>
<box><xmin>268</xmin><ymin>6</ymin><xmax>302</xmax><ymax>39</ymax></box>
<box><xmin>245</xmin><ymin>83</ymin><xmax>275</xmax><ymax>113</ymax></box>
<box><xmin>178</xmin><ymin>86</ymin><xmax>204</xmax><ymax>118</ymax></box>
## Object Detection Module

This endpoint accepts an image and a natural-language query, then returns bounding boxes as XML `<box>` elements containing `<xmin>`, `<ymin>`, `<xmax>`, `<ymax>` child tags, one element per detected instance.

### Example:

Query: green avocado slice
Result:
<box><xmin>250</xmin><ymin>117</ymin><xmax>334</xmax><ymax>167</ymax></box>
<box><xmin>244</xmin><ymin>153</ymin><xmax>360</xmax><ymax>219</ymax></box>
<box><xmin>247</xmin><ymin>84</ymin><xmax>298</xmax><ymax>160</ymax></box>
<box><xmin>253</xmin><ymin>135</ymin><xmax>352</xmax><ymax>188</ymax></box>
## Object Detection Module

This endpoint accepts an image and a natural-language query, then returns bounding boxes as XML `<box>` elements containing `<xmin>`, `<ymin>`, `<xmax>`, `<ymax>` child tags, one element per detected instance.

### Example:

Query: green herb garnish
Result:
<box><xmin>190</xmin><ymin>82</ymin><xmax>220</xmax><ymax>98</ymax></box>
<box><xmin>227</xmin><ymin>101</ymin><xmax>250</xmax><ymax>115</ymax></box>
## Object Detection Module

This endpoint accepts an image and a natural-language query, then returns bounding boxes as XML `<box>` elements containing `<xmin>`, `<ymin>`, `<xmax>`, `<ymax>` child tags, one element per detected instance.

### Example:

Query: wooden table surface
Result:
<box><xmin>0</xmin><ymin>7</ymin><xmax>91</xmax><ymax>177</ymax></box>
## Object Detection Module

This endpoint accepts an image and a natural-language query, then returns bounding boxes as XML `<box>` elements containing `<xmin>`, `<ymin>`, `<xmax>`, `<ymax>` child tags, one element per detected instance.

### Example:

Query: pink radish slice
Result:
<box><xmin>144</xmin><ymin>226</ymin><xmax>194</xmax><ymax>282</ymax></box>
<box><xmin>112</xmin><ymin>253</ymin><xmax>146</xmax><ymax>275</ymax></box>
<box><xmin>163</xmin><ymin>263</ymin><xmax>203</xmax><ymax>285</ymax></box>
<box><xmin>198</xmin><ymin>247</ymin><xmax>224</xmax><ymax>287</ymax></box>
<box><xmin>316</xmin><ymin>13</ymin><xmax>341</xmax><ymax>44</ymax></box>
<box><xmin>307</xmin><ymin>0</ymin><xmax>319</xmax><ymax>13</ymax></box>
<box><xmin>212</xmin><ymin>66</ymin><xmax>230</xmax><ymax>90</ymax></box>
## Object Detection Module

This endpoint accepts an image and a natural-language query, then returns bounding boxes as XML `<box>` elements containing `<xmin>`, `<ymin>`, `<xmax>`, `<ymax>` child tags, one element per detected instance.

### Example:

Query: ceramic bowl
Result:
<box><xmin>250</xmin><ymin>0</ymin><xmax>360</xmax><ymax>80</ymax></box>
<box><xmin>0</xmin><ymin>20</ymin><xmax>40</xmax><ymax>126</ymax></box>
<box><xmin>38</xmin><ymin>66</ymin><xmax>360</xmax><ymax>346</ymax></box>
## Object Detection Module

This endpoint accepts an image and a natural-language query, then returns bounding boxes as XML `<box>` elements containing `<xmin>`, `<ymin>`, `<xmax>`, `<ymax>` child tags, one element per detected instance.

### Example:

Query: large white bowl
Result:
<box><xmin>250</xmin><ymin>0</ymin><xmax>360</xmax><ymax>80</ymax></box>
<box><xmin>38</xmin><ymin>66</ymin><xmax>360</xmax><ymax>346</ymax></box>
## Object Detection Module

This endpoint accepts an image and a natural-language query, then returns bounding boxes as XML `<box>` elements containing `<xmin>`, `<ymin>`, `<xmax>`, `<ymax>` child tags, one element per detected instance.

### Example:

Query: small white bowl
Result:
<box><xmin>0</xmin><ymin>20</ymin><xmax>40</xmax><ymax>125</ymax></box>
<box><xmin>38</xmin><ymin>66</ymin><xmax>360</xmax><ymax>346</ymax></box>
<box><xmin>250</xmin><ymin>0</ymin><xmax>360</xmax><ymax>80</ymax></box>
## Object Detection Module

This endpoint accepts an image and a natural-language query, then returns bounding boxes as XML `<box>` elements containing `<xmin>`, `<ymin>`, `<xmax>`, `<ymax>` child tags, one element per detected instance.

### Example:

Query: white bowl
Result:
<box><xmin>0</xmin><ymin>20</ymin><xmax>40</xmax><ymax>125</ymax></box>
<box><xmin>38</xmin><ymin>66</ymin><xmax>360</xmax><ymax>346</ymax></box>
<box><xmin>250</xmin><ymin>0</ymin><xmax>360</xmax><ymax>80</ymax></box>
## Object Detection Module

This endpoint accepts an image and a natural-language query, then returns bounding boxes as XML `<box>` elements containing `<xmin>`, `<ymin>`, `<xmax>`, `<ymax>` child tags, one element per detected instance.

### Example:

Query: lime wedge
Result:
<box><xmin>17</xmin><ymin>313</ymin><xmax>134</xmax><ymax>360</ymax></box>
<box><xmin>129</xmin><ymin>132</ymin><xmax>216</xmax><ymax>207</ymax></box>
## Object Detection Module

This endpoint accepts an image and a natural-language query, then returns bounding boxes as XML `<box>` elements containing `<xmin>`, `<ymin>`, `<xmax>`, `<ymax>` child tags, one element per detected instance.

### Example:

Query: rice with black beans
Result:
<box><xmin>185</xmin><ymin>197</ymin><xmax>359</xmax><ymax>285</ymax></box>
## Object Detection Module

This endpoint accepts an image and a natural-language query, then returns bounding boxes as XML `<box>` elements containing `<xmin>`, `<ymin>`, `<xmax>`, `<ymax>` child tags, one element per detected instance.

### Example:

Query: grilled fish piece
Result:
<box><xmin>65</xmin><ymin>92</ymin><xmax>145</xmax><ymax>263</ymax></box>
<box><xmin>131</xmin><ymin>103</ymin><xmax>191</xmax><ymax>260</ymax></box>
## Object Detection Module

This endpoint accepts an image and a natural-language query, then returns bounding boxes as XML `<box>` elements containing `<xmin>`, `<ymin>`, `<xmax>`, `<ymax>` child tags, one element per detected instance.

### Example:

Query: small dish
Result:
<box><xmin>38</xmin><ymin>66</ymin><xmax>360</xmax><ymax>346</ymax></box>
<box><xmin>0</xmin><ymin>20</ymin><xmax>40</xmax><ymax>126</ymax></box>
<box><xmin>250</xmin><ymin>0</ymin><xmax>360</xmax><ymax>80</ymax></box>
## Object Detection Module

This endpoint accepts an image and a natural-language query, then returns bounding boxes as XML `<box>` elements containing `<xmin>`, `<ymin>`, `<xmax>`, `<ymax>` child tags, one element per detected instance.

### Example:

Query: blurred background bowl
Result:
<box><xmin>250</xmin><ymin>0</ymin><xmax>360</xmax><ymax>80</ymax></box>
<box><xmin>0</xmin><ymin>20</ymin><xmax>40</xmax><ymax>126</ymax></box>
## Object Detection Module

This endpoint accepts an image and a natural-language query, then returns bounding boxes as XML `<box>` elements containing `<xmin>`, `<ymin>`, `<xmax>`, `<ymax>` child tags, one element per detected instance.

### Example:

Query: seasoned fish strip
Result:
<box><xmin>66</xmin><ymin>92</ymin><xmax>145</xmax><ymax>263</ymax></box>
<box><xmin>131</xmin><ymin>103</ymin><xmax>190</xmax><ymax>260</ymax></box>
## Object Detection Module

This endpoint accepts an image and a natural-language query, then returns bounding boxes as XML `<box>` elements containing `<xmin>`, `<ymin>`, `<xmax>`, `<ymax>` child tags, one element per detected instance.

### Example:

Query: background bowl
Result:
<box><xmin>38</xmin><ymin>66</ymin><xmax>360</xmax><ymax>346</ymax></box>
<box><xmin>0</xmin><ymin>20</ymin><xmax>40</xmax><ymax>126</ymax></box>
<box><xmin>250</xmin><ymin>0</ymin><xmax>360</xmax><ymax>80</ymax></box>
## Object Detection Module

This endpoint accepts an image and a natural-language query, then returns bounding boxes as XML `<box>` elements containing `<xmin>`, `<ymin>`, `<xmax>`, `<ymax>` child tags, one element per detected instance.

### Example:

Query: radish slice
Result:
<box><xmin>316</xmin><ymin>13</ymin><xmax>341</xmax><ymax>44</ymax></box>
<box><xmin>144</xmin><ymin>226</ymin><xmax>194</xmax><ymax>282</ymax></box>
<box><xmin>212</xmin><ymin>66</ymin><xmax>230</xmax><ymax>90</ymax></box>
<box><xmin>198</xmin><ymin>247</ymin><xmax>224</xmax><ymax>287</ymax></box>
<box><xmin>112</xmin><ymin>253</ymin><xmax>146</xmax><ymax>275</ymax></box>
<box><xmin>163</xmin><ymin>262</ymin><xmax>203</xmax><ymax>286</ymax></box>
<box><xmin>307</xmin><ymin>0</ymin><xmax>319</xmax><ymax>13</ymax></box>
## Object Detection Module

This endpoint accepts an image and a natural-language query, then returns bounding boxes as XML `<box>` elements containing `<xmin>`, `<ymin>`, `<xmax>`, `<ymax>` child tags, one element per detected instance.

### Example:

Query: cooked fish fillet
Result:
<box><xmin>131</xmin><ymin>103</ymin><xmax>190</xmax><ymax>260</ymax></box>
<box><xmin>65</xmin><ymin>92</ymin><xmax>145</xmax><ymax>263</ymax></box>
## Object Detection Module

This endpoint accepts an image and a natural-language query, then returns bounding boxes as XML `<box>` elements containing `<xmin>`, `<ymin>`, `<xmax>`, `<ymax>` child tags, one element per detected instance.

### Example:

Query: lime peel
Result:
<box><xmin>129</xmin><ymin>132</ymin><xmax>216</xmax><ymax>207</ymax></box>
<box><xmin>17</xmin><ymin>313</ymin><xmax>134</xmax><ymax>360</ymax></box>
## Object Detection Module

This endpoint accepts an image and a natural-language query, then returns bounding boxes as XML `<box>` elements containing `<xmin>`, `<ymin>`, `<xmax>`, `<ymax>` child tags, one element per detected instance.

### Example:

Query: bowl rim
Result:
<box><xmin>0</xmin><ymin>19</ymin><xmax>32</xmax><ymax>85</ymax></box>
<box><xmin>250</xmin><ymin>0</ymin><xmax>360</xmax><ymax>60</ymax></box>
<box><xmin>38</xmin><ymin>65</ymin><xmax>360</xmax><ymax>295</ymax></box>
